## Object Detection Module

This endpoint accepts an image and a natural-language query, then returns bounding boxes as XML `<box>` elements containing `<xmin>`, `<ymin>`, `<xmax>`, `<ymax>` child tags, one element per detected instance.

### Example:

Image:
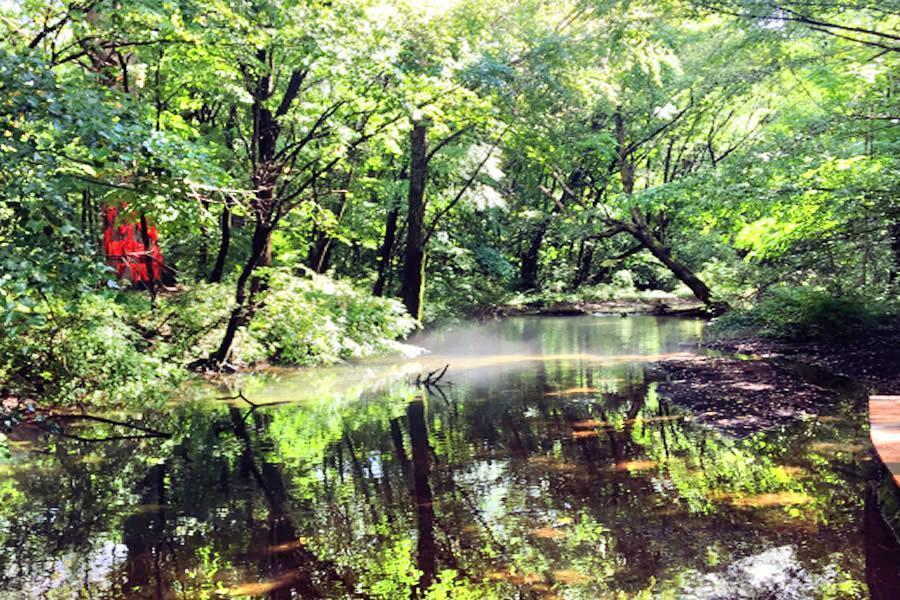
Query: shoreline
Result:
<box><xmin>487</xmin><ymin>297</ymin><xmax>709</xmax><ymax>319</ymax></box>
<box><xmin>702</xmin><ymin>332</ymin><xmax>900</xmax><ymax>396</ymax></box>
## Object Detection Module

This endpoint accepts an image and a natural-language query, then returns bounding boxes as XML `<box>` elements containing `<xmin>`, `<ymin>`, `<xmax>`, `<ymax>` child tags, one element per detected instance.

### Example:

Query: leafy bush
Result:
<box><xmin>246</xmin><ymin>268</ymin><xmax>418</xmax><ymax>366</ymax></box>
<box><xmin>149</xmin><ymin>282</ymin><xmax>237</xmax><ymax>361</ymax></box>
<box><xmin>0</xmin><ymin>267</ymin><xmax>417</xmax><ymax>407</ymax></box>
<box><xmin>0</xmin><ymin>292</ymin><xmax>184</xmax><ymax>407</ymax></box>
<box><xmin>711</xmin><ymin>286</ymin><xmax>896</xmax><ymax>341</ymax></box>
<box><xmin>423</xmin><ymin>238</ymin><xmax>514</xmax><ymax>324</ymax></box>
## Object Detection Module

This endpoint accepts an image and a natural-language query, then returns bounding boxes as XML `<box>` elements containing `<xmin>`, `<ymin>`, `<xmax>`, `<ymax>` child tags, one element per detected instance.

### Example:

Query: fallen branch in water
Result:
<box><xmin>416</xmin><ymin>364</ymin><xmax>450</xmax><ymax>387</ymax></box>
<box><xmin>218</xmin><ymin>390</ymin><xmax>259</xmax><ymax>408</ymax></box>
<box><xmin>34</xmin><ymin>413</ymin><xmax>172</xmax><ymax>443</ymax></box>
<box><xmin>217</xmin><ymin>391</ymin><xmax>291</xmax><ymax>409</ymax></box>
<box><xmin>47</xmin><ymin>431</ymin><xmax>170</xmax><ymax>443</ymax></box>
<box><xmin>48</xmin><ymin>413</ymin><xmax>172</xmax><ymax>439</ymax></box>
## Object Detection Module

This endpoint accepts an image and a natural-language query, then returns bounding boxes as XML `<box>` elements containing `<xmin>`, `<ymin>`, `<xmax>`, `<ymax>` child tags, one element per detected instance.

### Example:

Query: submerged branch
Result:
<box><xmin>218</xmin><ymin>390</ymin><xmax>259</xmax><ymax>408</ymax></box>
<box><xmin>49</xmin><ymin>413</ymin><xmax>171</xmax><ymax>438</ymax></box>
<box><xmin>416</xmin><ymin>364</ymin><xmax>450</xmax><ymax>387</ymax></box>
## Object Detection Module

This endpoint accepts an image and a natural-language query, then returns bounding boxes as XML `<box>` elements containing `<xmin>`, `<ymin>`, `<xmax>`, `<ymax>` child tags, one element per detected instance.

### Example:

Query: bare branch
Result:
<box><xmin>425</xmin><ymin>126</ymin><xmax>509</xmax><ymax>241</ymax></box>
<box><xmin>275</xmin><ymin>68</ymin><xmax>308</xmax><ymax>117</ymax></box>
<box><xmin>275</xmin><ymin>99</ymin><xmax>347</xmax><ymax>163</ymax></box>
<box><xmin>28</xmin><ymin>0</ymin><xmax>99</xmax><ymax>49</ymax></box>
<box><xmin>425</xmin><ymin>125</ymin><xmax>472</xmax><ymax>164</ymax></box>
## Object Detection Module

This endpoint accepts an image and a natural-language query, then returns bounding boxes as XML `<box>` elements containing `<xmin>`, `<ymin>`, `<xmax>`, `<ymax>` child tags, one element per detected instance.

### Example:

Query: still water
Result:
<box><xmin>0</xmin><ymin>316</ymin><xmax>887</xmax><ymax>598</ymax></box>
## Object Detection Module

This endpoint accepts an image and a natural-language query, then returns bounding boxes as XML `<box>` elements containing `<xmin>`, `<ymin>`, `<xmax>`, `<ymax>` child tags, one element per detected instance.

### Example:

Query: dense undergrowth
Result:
<box><xmin>0</xmin><ymin>269</ymin><xmax>417</xmax><ymax>411</ymax></box>
<box><xmin>710</xmin><ymin>286</ymin><xmax>900</xmax><ymax>342</ymax></box>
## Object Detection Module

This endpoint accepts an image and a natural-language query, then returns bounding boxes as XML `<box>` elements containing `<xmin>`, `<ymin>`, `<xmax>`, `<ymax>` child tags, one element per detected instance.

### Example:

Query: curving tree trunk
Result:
<box><xmin>211</xmin><ymin>220</ymin><xmax>273</xmax><ymax>366</ymax></box>
<box><xmin>629</xmin><ymin>222</ymin><xmax>715</xmax><ymax>306</ymax></box>
<box><xmin>608</xmin><ymin>108</ymin><xmax>724</xmax><ymax>311</ymax></box>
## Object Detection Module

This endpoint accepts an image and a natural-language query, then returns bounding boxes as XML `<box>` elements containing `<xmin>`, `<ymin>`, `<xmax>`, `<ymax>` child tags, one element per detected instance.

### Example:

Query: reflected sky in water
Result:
<box><xmin>0</xmin><ymin>316</ymin><xmax>886</xmax><ymax>598</ymax></box>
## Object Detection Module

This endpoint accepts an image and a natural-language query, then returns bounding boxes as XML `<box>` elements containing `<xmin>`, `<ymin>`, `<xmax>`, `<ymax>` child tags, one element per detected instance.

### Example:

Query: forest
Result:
<box><xmin>0</xmin><ymin>0</ymin><xmax>898</xmax><ymax>401</ymax></box>
<box><xmin>0</xmin><ymin>0</ymin><xmax>899</xmax><ymax>598</ymax></box>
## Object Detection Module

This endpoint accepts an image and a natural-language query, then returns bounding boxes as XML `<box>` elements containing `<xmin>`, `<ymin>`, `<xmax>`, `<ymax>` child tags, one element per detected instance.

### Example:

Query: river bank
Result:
<box><xmin>650</xmin><ymin>326</ymin><xmax>900</xmax><ymax>437</ymax></box>
<box><xmin>490</xmin><ymin>296</ymin><xmax>707</xmax><ymax>318</ymax></box>
<box><xmin>704</xmin><ymin>331</ymin><xmax>900</xmax><ymax>395</ymax></box>
<box><xmin>652</xmin><ymin>355</ymin><xmax>843</xmax><ymax>436</ymax></box>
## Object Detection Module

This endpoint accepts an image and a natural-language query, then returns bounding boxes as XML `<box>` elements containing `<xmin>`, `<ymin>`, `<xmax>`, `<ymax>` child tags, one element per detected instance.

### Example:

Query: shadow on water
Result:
<box><xmin>0</xmin><ymin>316</ymin><xmax>898</xmax><ymax>598</ymax></box>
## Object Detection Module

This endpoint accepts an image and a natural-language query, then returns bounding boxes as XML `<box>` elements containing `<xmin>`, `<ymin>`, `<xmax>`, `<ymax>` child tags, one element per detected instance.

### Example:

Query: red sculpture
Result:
<box><xmin>103</xmin><ymin>205</ymin><xmax>165</xmax><ymax>284</ymax></box>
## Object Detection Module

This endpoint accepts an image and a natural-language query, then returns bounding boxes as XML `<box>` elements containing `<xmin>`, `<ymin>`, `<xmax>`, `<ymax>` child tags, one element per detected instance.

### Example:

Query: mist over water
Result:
<box><xmin>0</xmin><ymin>316</ymin><xmax>885</xmax><ymax>598</ymax></box>
<box><xmin>406</xmin><ymin>315</ymin><xmax>704</xmax><ymax>386</ymax></box>
<box><xmin>411</xmin><ymin>315</ymin><xmax>703</xmax><ymax>359</ymax></box>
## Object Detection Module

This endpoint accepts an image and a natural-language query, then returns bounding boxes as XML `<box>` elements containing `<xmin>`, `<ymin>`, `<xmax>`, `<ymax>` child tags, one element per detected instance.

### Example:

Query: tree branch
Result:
<box><xmin>425</xmin><ymin>127</ymin><xmax>508</xmax><ymax>242</ymax></box>
<box><xmin>425</xmin><ymin>125</ymin><xmax>472</xmax><ymax>164</ymax></box>
<box><xmin>275</xmin><ymin>68</ymin><xmax>308</xmax><ymax>117</ymax></box>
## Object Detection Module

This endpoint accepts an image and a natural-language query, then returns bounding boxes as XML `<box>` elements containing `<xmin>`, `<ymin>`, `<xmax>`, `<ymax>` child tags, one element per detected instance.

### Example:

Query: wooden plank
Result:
<box><xmin>869</xmin><ymin>395</ymin><xmax>900</xmax><ymax>487</ymax></box>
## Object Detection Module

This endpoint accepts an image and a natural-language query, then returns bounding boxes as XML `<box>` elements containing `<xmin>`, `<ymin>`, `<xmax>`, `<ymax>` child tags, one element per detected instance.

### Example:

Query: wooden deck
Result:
<box><xmin>870</xmin><ymin>395</ymin><xmax>900</xmax><ymax>487</ymax></box>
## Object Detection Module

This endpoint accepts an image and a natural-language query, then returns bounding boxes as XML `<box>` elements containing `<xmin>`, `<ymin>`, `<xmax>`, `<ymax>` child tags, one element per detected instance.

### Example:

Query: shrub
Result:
<box><xmin>246</xmin><ymin>268</ymin><xmax>418</xmax><ymax>366</ymax></box>
<box><xmin>151</xmin><ymin>282</ymin><xmax>236</xmax><ymax>361</ymax></box>
<box><xmin>0</xmin><ymin>269</ymin><xmax>416</xmax><ymax>407</ymax></box>
<box><xmin>711</xmin><ymin>286</ymin><xmax>895</xmax><ymax>341</ymax></box>
<box><xmin>0</xmin><ymin>292</ymin><xmax>184</xmax><ymax>407</ymax></box>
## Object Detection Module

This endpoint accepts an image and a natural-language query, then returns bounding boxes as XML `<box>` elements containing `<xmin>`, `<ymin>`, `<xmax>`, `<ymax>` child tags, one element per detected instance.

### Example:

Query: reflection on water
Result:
<box><xmin>0</xmin><ymin>316</ymin><xmax>887</xmax><ymax>598</ymax></box>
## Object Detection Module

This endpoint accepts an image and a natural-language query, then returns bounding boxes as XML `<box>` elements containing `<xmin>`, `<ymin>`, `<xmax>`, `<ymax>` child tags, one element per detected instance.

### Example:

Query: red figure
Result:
<box><xmin>103</xmin><ymin>205</ymin><xmax>165</xmax><ymax>284</ymax></box>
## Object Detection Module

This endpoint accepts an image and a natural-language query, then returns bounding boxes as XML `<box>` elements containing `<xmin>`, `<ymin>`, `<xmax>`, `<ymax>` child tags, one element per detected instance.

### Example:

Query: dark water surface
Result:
<box><xmin>0</xmin><ymin>316</ymin><xmax>889</xmax><ymax>598</ymax></box>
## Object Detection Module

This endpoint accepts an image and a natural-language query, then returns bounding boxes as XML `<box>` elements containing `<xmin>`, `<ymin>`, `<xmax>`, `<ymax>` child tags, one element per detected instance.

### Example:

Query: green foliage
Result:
<box><xmin>426</xmin><ymin>570</ymin><xmax>497</xmax><ymax>599</ymax></box>
<box><xmin>0</xmin><ymin>0</ymin><xmax>898</xmax><ymax>404</ymax></box>
<box><xmin>0</xmin><ymin>291</ymin><xmax>184</xmax><ymax>406</ymax></box>
<box><xmin>247</xmin><ymin>269</ymin><xmax>418</xmax><ymax>366</ymax></box>
<box><xmin>0</xmin><ymin>269</ymin><xmax>416</xmax><ymax>405</ymax></box>
<box><xmin>712</xmin><ymin>287</ymin><xmax>897</xmax><ymax>341</ymax></box>
<box><xmin>147</xmin><ymin>283</ymin><xmax>237</xmax><ymax>361</ymax></box>
<box><xmin>816</xmin><ymin>572</ymin><xmax>867</xmax><ymax>600</ymax></box>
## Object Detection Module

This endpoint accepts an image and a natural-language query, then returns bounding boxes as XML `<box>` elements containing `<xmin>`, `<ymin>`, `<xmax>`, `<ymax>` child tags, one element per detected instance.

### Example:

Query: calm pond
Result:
<box><xmin>0</xmin><ymin>316</ymin><xmax>889</xmax><ymax>598</ymax></box>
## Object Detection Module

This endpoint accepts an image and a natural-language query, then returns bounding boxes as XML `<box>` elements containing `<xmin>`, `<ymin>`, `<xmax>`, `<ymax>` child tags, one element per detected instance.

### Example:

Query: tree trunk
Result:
<box><xmin>890</xmin><ymin>221</ymin><xmax>900</xmax><ymax>283</ymax></box>
<box><xmin>196</xmin><ymin>200</ymin><xmax>210</xmax><ymax>282</ymax></box>
<box><xmin>574</xmin><ymin>241</ymin><xmax>594</xmax><ymax>288</ymax></box>
<box><xmin>138</xmin><ymin>212</ymin><xmax>157</xmax><ymax>304</ymax></box>
<box><xmin>80</xmin><ymin>189</ymin><xmax>90</xmax><ymax>232</ymax></box>
<box><xmin>373</xmin><ymin>206</ymin><xmax>399</xmax><ymax>296</ymax></box>
<box><xmin>249</xmin><ymin>227</ymin><xmax>272</xmax><ymax>295</ymax></box>
<box><xmin>400</xmin><ymin>121</ymin><xmax>428</xmax><ymax>321</ymax></box>
<box><xmin>407</xmin><ymin>398</ymin><xmax>436</xmax><ymax>594</ymax></box>
<box><xmin>519</xmin><ymin>219</ymin><xmax>548</xmax><ymax>291</ymax></box>
<box><xmin>630</xmin><ymin>223</ymin><xmax>719</xmax><ymax>309</ymax></box>
<box><xmin>247</xmin><ymin>92</ymin><xmax>277</xmax><ymax>297</ymax></box>
<box><xmin>615</xmin><ymin>109</ymin><xmax>635</xmax><ymax>195</ymax></box>
<box><xmin>208</xmin><ymin>201</ymin><xmax>231</xmax><ymax>283</ymax></box>
<box><xmin>210</xmin><ymin>221</ymin><xmax>272</xmax><ymax>366</ymax></box>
